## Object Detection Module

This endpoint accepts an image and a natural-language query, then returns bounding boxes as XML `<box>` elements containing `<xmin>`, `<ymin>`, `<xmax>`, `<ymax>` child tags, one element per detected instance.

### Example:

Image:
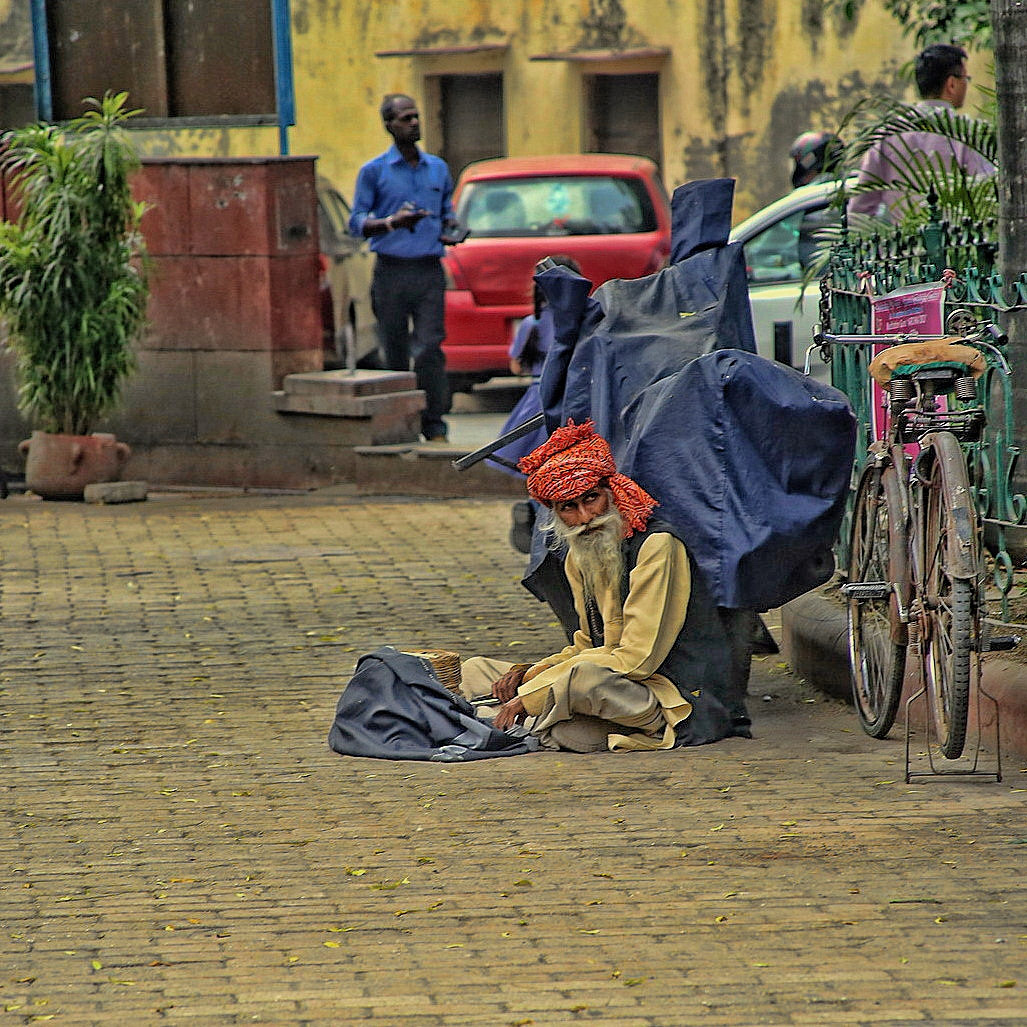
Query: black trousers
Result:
<box><xmin>371</xmin><ymin>255</ymin><xmax>451</xmax><ymax>439</ymax></box>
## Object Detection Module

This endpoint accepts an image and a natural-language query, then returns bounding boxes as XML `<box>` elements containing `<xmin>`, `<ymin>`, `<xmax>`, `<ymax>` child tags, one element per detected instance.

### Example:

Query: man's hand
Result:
<box><xmin>493</xmin><ymin>696</ymin><xmax>527</xmax><ymax>732</ymax></box>
<box><xmin>391</xmin><ymin>204</ymin><xmax>428</xmax><ymax>231</ymax></box>
<box><xmin>492</xmin><ymin>665</ymin><xmax>528</xmax><ymax>703</ymax></box>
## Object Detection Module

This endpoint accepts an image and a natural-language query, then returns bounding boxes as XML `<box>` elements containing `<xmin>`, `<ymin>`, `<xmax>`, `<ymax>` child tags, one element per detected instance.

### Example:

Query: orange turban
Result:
<box><xmin>518</xmin><ymin>419</ymin><xmax>657</xmax><ymax>537</ymax></box>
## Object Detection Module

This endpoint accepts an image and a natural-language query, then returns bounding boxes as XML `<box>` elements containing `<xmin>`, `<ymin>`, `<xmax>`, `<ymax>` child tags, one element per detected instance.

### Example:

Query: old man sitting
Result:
<box><xmin>460</xmin><ymin>420</ymin><xmax>752</xmax><ymax>752</ymax></box>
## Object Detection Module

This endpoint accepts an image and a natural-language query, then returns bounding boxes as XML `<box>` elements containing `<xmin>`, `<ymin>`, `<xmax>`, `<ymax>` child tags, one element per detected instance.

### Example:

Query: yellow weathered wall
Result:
<box><xmin>129</xmin><ymin>0</ymin><xmax>993</xmax><ymax>220</ymax></box>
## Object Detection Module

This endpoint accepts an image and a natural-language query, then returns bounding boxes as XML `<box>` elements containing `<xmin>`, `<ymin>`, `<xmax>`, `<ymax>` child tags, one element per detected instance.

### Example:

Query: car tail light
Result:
<box><xmin>644</xmin><ymin>248</ymin><xmax>669</xmax><ymax>274</ymax></box>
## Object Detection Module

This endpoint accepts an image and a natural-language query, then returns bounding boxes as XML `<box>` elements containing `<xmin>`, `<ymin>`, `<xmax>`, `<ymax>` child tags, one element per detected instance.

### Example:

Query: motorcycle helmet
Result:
<box><xmin>789</xmin><ymin>131</ymin><xmax>844</xmax><ymax>188</ymax></box>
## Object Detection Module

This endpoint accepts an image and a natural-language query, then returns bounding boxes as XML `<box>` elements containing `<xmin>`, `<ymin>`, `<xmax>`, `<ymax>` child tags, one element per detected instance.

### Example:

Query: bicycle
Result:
<box><xmin>820</xmin><ymin>322</ymin><xmax>1014</xmax><ymax>763</ymax></box>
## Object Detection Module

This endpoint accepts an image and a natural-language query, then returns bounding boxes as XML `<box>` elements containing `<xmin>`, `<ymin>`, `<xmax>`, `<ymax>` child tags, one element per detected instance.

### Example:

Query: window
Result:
<box><xmin>39</xmin><ymin>0</ymin><xmax>278</xmax><ymax>123</ymax></box>
<box><xmin>457</xmin><ymin>175</ymin><xmax>656</xmax><ymax>238</ymax></box>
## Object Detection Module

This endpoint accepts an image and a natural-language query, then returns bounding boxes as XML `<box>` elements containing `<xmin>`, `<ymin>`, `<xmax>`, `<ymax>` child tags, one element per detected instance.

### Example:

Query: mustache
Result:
<box><xmin>561</xmin><ymin>510</ymin><xmax>622</xmax><ymax>541</ymax></box>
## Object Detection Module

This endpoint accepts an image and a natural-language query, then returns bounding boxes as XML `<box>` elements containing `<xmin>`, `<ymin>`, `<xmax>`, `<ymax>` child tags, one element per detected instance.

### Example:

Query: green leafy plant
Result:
<box><xmin>0</xmin><ymin>91</ymin><xmax>149</xmax><ymax>435</ymax></box>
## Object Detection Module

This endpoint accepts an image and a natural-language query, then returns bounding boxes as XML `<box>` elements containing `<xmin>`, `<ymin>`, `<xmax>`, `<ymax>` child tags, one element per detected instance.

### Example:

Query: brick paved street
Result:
<box><xmin>1</xmin><ymin>490</ymin><xmax>1025</xmax><ymax>1026</ymax></box>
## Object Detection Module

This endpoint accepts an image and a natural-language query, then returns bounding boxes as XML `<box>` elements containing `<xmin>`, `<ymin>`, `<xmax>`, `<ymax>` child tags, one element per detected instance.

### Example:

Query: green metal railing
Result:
<box><xmin>814</xmin><ymin>199</ymin><xmax>1027</xmax><ymax>619</ymax></box>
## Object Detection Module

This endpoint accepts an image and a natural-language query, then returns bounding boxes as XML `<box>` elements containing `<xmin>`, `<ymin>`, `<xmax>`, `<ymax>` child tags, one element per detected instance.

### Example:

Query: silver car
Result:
<box><xmin>316</xmin><ymin>177</ymin><xmax>378</xmax><ymax>370</ymax></box>
<box><xmin>729</xmin><ymin>178</ymin><xmax>854</xmax><ymax>382</ymax></box>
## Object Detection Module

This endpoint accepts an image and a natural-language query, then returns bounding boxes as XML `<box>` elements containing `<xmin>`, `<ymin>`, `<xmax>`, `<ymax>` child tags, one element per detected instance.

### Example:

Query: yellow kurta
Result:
<box><xmin>517</xmin><ymin>532</ymin><xmax>695</xmax><ymax>747</ymax></box>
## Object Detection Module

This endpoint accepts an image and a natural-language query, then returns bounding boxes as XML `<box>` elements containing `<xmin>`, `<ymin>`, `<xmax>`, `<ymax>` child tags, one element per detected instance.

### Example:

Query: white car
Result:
<box><xmin>729</xmin><ymin>178</ymin><xmax>853</xmax><ymax>382</ymax></box>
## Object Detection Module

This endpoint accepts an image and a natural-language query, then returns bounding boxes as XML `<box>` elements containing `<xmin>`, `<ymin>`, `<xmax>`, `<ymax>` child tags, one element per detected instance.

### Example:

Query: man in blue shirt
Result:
<box><xmin>349</xmin><ymin>94</ymin><xmax>458</xmax><ymax>442</ymax></box>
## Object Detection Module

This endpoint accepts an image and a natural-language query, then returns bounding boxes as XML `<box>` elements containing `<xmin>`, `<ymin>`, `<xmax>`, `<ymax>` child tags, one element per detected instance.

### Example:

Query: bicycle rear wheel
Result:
<box><xmin>920</xmin><ymin>445</ymin><xmax>977</xmax><ymax>760</ymax></box>
<box><xmin>847</xmin><ymin>462</ymin><xmax>907</xmax><ymax>738</ymax></box>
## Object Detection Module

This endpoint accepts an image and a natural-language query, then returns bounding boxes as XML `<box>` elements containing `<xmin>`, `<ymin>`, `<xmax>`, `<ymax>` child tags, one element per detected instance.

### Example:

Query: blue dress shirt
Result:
<box><xmin>349</xmin><ymin>145</ymin><xmax>455</xmax><ymax>258</ymax></box>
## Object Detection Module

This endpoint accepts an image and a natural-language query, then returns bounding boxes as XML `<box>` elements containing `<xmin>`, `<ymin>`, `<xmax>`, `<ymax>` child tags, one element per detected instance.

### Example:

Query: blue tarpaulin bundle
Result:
<box><xmin>539</xmin><ymin>177</ymin><xmax>757</xmax><ymax>441</ymax></box>
<box><xmin>617</xmin><ymin>349</ymin><xmax>855</xmax><ymax>610</ymax></box>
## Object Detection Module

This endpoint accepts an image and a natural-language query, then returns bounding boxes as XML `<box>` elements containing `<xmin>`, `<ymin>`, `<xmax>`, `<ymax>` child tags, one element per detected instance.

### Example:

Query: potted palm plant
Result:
<box><xmin>0</xmin><ymin>91</ymin><xmax>149</xmax><ymax>499</ymax></box>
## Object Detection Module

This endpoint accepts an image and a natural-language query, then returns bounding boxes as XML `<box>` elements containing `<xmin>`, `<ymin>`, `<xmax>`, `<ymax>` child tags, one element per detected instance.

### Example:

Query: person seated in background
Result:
<box><xmin>475</xmin><ymin>189</ymin><xmax>526</xmax><ymax>233</ymax></box>
<box><xmin>494</xmin><ymin>255</ymin><xmax>582</xmax><ymax>519</ymax></box>
<box><xmin>508</xmin><ymin>254</ymin><xmax>581</xmax><ymax>376</ymax></box>
<box><xmin>461</xmin><ymin>420</ymin><xmax>751</xmax><ymax>753</ymax></box>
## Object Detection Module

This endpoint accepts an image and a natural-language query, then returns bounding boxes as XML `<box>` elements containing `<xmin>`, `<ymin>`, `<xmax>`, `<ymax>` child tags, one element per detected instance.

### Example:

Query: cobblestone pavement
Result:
<box><xmin>1</xmin><ymin>490</ymin><xmax>1025</xmax><ymax>1026</ymax></box>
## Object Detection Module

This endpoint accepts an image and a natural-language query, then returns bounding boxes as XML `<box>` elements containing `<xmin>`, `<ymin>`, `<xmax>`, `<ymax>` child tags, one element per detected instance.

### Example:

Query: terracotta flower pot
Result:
<box><xmin>18</xmin><ymin>431</ymin><xmax>131</xmax><ymax>500</ymax></box>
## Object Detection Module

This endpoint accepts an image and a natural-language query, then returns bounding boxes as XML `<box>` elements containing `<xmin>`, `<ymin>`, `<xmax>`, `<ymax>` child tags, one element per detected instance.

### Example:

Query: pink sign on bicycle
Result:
<box><xmin>871</xmin><ymin>281</ymin><xmax>946</xmax><ymax>335</ymax></box>
<box><xmin>869</xmin><ymin>281</ymin><xmax>947</xmax><ymax>441</ymax></box>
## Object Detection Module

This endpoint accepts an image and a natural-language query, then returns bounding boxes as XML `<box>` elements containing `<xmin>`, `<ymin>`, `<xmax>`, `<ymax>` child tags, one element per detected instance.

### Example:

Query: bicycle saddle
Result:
<box><xmin>868</xmin><ymin>337</ymin><xmax>986</xmax><ymax>387</ymax></box>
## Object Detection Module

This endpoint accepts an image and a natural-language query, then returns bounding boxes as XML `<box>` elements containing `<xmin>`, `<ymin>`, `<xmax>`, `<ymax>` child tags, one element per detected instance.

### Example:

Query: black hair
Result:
<box><xmin>915</xmin><ymin>44</ymin><xmax>968</xmax><ymax>98</ymax></box>
<box><xmin>380</xmin><ymin>94</ymin><xmax>415</xmax><ymax>122</ymax></box>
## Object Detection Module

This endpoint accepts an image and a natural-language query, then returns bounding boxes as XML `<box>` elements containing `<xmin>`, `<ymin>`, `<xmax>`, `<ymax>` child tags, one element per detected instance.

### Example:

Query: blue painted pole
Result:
<box><xmin>271</xmin><ymin>0</ymin><xmax>296</xmax><ymax>155</ymax></box>
<box><xmin>29</xmin><ymin>0</ymin><xmax>53</xmax><ymax>121</ymax></box>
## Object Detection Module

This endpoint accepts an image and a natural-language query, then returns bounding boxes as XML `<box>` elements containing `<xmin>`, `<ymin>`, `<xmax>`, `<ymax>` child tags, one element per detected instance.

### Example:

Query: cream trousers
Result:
<box><xmin>460</xmin><ymin>656</ymin><xmax>669</xmax><ymax>753</ymax></box>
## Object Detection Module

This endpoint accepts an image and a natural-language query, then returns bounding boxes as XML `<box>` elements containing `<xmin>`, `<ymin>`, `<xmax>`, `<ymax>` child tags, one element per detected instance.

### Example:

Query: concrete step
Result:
<box><xmin>280</xmin><ymin>368</ymin><xmax>418</xmax><ymax>398</ymax></box>
<box><xmin>452</xmin><ymin>375</ymin><xmax>532</xmax><ymax>413</ymax></box>
<box><xmin>272</xmin><ymin>368</ymin><xmax>425</xmax><ymax>448</ymax></box>
<box><xmin>273</xmin><ymin>386</ymin><xmax>424</xmax><ymax>419</ymax></box>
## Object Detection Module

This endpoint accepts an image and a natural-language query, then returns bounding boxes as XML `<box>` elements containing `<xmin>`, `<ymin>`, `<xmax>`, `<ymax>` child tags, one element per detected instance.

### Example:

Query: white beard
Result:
<box><xmin>545</xmin><ymin>506</ymin><xmax>626</xmax><ymax>606</ymax></box>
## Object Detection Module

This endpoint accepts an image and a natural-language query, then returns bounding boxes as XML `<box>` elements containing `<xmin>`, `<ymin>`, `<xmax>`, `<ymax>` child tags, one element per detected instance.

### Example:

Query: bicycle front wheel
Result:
<box><xmin>847</xmin><ymin>462</ymin><xmax>907</xmax><ymax>738</ymax></box>
<box><xmin>920</xmin><ymin>444</ymin><xmax>977</xmax><ymax>760</ymax></box>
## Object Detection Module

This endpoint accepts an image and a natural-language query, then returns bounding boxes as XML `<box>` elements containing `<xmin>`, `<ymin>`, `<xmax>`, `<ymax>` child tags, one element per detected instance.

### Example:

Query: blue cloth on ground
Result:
<box><xmin>327</xmin><ymin>647</ymin><xmax>540</xmax><ymax>762</ymax></box>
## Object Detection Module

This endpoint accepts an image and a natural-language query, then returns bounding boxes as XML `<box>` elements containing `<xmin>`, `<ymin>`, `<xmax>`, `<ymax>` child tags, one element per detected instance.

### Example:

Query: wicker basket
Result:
<box><xmin>402</xmin><ymin>649</ymin><xmax>462</xmax><ymax>692</ymax></box>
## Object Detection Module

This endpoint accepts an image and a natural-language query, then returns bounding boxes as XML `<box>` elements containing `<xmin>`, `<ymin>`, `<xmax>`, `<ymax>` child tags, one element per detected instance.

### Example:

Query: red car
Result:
<box><xmin>442</xmin><ymin>154</ymin><xmax>672</xmax><ymax>386</ymax></box>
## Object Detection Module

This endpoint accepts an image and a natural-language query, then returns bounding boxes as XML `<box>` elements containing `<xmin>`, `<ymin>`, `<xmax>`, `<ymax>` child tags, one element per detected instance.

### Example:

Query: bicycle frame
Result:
<box><xmin>815</xmin><ymin>325</ymin><xmax>1020</xmax><ymax>609</ymax></box>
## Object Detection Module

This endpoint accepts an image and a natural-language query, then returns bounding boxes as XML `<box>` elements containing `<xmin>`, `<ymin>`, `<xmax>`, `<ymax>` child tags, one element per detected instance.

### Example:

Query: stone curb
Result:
<box><xmin>82</xmin><ymin>479</ymin><xmax>148</xmax><ymax>504</ymax></box>
<box><xmin>781</xmin><ymin>589</ymin><xmax>1027</xmax><ymax>764</ymax></box>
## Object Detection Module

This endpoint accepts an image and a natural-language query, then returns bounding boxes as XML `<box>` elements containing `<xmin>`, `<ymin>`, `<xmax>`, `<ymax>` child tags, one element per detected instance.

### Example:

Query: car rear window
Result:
<box><xmin>457</xmin><ymin>175</ymin><xmax>657</xmax><ymax>238</ymax></box>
